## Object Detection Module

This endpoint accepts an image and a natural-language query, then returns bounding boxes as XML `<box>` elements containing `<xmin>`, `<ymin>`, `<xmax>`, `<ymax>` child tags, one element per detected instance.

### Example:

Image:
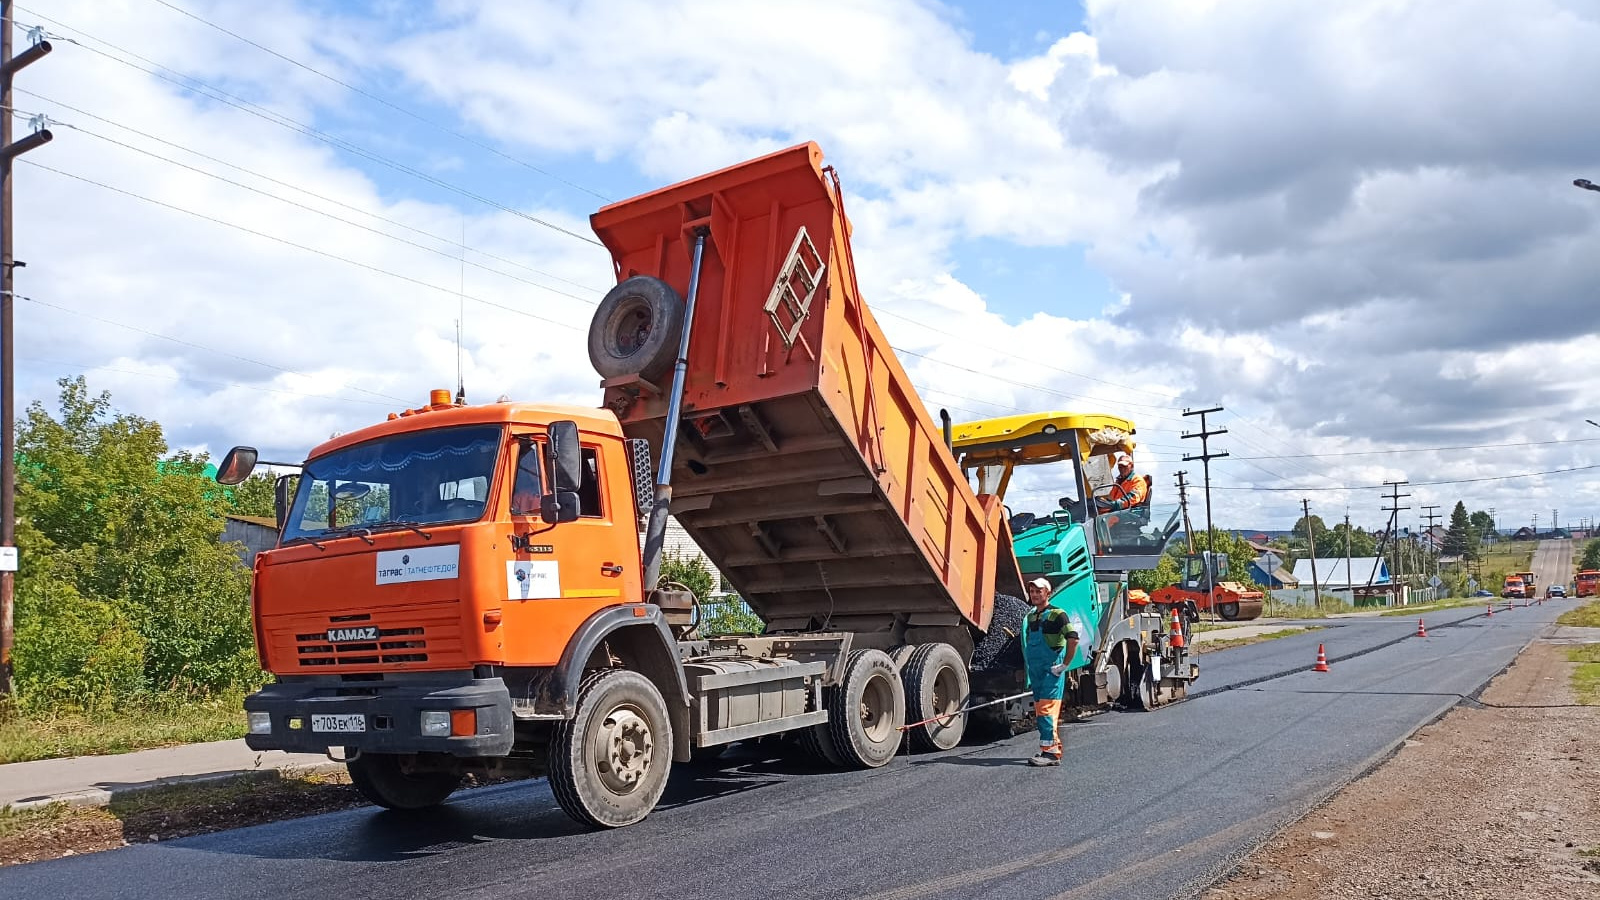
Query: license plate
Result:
<box><xmin>311</xmin><ymin>714</ymin><xmax>367</xmax><ymax>733</ymax></box>
<box><xmin>326</xmin><ymin>626</ymin><xmax>379</xmax><ymax>643</ymax></box>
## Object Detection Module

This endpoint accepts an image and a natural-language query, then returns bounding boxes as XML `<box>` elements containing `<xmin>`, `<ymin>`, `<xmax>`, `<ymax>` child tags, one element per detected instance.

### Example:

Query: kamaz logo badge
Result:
<box><xmin>326</xmin><ymin>626</ymin><xmax>379</xmax><ymax>643</ymax></box>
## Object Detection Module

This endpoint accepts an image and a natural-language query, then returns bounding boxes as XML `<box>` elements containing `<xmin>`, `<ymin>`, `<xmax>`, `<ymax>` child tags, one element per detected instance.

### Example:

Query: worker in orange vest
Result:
<box><xmin>1095</xmin><ymin>451</ymin><xmax>1150</xmax><ymax>516</ymax></box>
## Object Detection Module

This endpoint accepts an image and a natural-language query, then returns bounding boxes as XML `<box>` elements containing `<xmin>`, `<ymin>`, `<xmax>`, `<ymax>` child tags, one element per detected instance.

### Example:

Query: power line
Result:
<box><xmin>872</xmin><ymin>305</ymin><xmax>1181</xmax><ymax>405</ymax></box>
<box><xmin>1230</xmin><ymin>435</ymin><xmax>1600</xmax><ymax>460</ymax></box>
<box><xmin>17</xmin><ymin>90</ymin><xmax>608</xmax><ymax>295</ymax></box>
<box><xmin>23</xmin><ymin>160</ymin><xmax>590</xmax><ymax>332</ymax></box>
<box><xmin>15</xmin><ymin>7</ymin><xmax>604</xmax><ymax>246</ymax></box>
<box><xmin>1210</xmin><ymin>463</ymin><xmax>1600</xmax><ymax>492</ymax></box>
<box><xmin>144</xmin><ymin>0</ymin><xmax>611</xmax><ymax>203</ymax></box>
<box><xmin>19</xmin><ymin>354</ymin><xmax>394</xmax><ymax>406</ymax></box>
<box><xmin>18</xmin><ymin>295</ymin><xmax>408</xmax><ymax>404</ymax></box>
<box><xmin>36</xmin><ymin>112</ymin><xmax>607</xmax><ymax>306</ymax></box>
<box><xmin>892</xmin><ymin>346</ymin><xmax>1190</xmax><ymax>424</ymax></box>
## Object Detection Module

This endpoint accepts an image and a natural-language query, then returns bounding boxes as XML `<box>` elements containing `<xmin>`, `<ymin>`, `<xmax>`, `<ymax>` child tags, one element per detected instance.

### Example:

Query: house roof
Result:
<box><xmin>1290</xmin><ymin>557</ymin><xmax>1391</xmax><ymax>588</ymax></box>
<box><xmin>224</xmin><ymin>514</ymin><xmax>279</xmax><ymax>529</ymax></box>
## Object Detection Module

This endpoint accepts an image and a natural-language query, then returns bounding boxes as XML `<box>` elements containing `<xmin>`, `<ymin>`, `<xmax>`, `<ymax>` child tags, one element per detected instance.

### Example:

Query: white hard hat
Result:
<box><xmin>1114</xmin><ymin>451</ymin><xmax>1132</xmax><ymax>466</ymax></box>
<box><xmin>1028</xmin><ymin>577</ymin><xmax>1051</xmax><ymax>590</ymax></box>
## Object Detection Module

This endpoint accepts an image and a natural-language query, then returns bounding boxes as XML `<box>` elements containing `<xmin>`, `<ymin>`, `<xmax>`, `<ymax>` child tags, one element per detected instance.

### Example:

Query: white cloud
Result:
<box><xmin>15</xmin><ymin>0</ymin><xmax>1600</xmax><ymax>532</ymax></box>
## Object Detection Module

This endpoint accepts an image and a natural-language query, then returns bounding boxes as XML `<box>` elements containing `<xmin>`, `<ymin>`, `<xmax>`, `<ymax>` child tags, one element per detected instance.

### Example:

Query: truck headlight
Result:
<box><xmin>420</xmin><ymin>710</ymin><xmax>451</xmax><ymax>737</ymax></box>
<box><xmin>248</xmin><ymin>711</ymin><xmax>272</xmax><ymax>735</ymax></box>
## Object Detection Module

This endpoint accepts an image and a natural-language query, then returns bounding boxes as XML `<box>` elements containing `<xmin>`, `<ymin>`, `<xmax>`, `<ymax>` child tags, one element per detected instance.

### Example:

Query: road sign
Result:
<box><xmin>1429</xmin><ymin>575</ymin><xmax>1443</xmax><ymax>588</ymax></box>
<box><xmin>0</xmin><ymin>546</ymin><xmax>15</xmax><ymax>572</ymax></box>
<box><xmin>1259</xmin><ymin>551</ymin><xmax>1282</xmax><ymax>572</ymax></box>
<box><xmin>1469</xmin><ymin>578</ymin><xmax>1479</xmax><ymax>591</ymax></box>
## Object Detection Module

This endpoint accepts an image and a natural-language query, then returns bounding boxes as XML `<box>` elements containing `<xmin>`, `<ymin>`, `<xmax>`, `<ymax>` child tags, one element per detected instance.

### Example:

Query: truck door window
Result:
<box><xmin>511</xmin><ymin>443</ymin><xmax>543</xmax><ymax>516</ymax></box>
<box><xmin>578</xmin><ymin>448</ymin><xmax>603</xmax><ymax>518</ymax></box>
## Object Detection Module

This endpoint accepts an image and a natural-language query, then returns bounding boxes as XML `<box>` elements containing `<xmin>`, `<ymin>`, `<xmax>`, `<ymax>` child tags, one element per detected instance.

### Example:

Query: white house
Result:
<box><xmin>1290</xmin><ymin>557</ymin><xmax>1392</xmax><ymax>590</ymax></box>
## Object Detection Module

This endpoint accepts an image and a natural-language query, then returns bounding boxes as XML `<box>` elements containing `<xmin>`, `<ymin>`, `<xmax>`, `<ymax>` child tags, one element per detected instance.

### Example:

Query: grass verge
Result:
<box><xmin>0</xmin><ymin>769</ymin><xmax>365</xmax><ymax>866</ymax></box>
<box><xmin>1556</xmin><ymin>600</ymin><xmax>1600</xmax><ymax>629</ymax></box>
<box><xmin>1567</xmin><ymin>644</ymin><xmax>1600</xmax><ymax>706</ymax></box>
<box><xmin>1192</xmin><ymin>627</ymin><xmax>1311</xmax><ymax>654</ymax></box>
<box><xmin>0</xmin><ymin>695</ymin><xmax>247</xmax><ymax>765</ymax></box>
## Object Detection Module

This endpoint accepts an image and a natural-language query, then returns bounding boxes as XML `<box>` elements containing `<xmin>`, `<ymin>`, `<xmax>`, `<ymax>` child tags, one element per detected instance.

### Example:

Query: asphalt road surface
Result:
<box><xmin>1</xmin><ymin>557</ymin><xmax>1579</xmax><ymax>900</ymax></box>
<box><xmin>1531</xmin><ymin>536</ymin><xmax>1574</xmax><ymax>594</ymax></box>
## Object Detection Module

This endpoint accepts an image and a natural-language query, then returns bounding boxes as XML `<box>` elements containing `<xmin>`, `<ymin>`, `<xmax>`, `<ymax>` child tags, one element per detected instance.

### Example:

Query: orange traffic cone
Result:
<box><xmin>1312</xmin><ymin>643</ymin><xmax>1331</xmax><ymax>673</ymax></box>
<box><xmin>1168</xmin><ymin>607</ymin><xmax>1186</xmax><ymax>649</ymax></box>
<box><xmin>1415</xmin><ymin>618</ymin><xmax>1428</xmax><ymax>638</ymax></box>
<box><xmin>1486</xmin><ymin>604</ymin><xmax>1493</xmax><ymax>618</ymax></box>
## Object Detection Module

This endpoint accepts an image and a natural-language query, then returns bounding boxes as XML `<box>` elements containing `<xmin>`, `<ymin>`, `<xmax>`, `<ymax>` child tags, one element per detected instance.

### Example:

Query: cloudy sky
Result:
<box><xmin>14</xmin><ymin>0</ymin><xmax>1600</xmax><ymax>531</ymax></box>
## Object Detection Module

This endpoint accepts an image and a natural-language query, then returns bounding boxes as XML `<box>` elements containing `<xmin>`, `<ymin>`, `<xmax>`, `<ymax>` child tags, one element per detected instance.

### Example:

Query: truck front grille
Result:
<box><xmin>294</xmin><ymin>625</ymin><xmax>428</xmax><ymax>667</ymax></box>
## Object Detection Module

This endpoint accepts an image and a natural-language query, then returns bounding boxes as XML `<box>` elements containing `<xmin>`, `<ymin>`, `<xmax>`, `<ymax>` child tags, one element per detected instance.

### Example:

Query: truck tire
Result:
<box><xmin>800</xmin><ymin>716</ymin><xmax>847</xmax><ymax>767</ymax></box>
<box><xmin>827</xmin><ymin>650</ymin><xmax>906</xmax><ymax>768</ymax></box>
<box><xmin>346</xmin><ymin>753</ymin><xmax>463</xmax><ymax>811</ymax></box>
<box><xmin>903</xmin><ymin>643</ymin><xmax>969</xmax><ymax>752</ymax></box>
<box><xmin>588</xmin><ymin>275</ymin><xmax>684</xmax><ymax>382</ymax></box>
<box><xmin>549</xmin><ymin>668</ymin><xmax>674</xmax><ymax>829</ymax></box>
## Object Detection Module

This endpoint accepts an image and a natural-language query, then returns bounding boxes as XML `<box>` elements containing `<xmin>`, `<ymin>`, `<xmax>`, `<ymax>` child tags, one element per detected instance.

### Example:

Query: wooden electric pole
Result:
<box><xmin>0</xmin><ymin>0</ymin><xmax>52</xmax><ymax>699</ymax></box>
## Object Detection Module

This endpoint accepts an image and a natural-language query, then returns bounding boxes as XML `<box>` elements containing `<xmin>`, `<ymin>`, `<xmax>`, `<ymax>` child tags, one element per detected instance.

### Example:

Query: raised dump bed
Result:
<box><xmin>589</xmin><ymin>143</ymin><xmax>1022</xmax><ymax>639</ymax></box>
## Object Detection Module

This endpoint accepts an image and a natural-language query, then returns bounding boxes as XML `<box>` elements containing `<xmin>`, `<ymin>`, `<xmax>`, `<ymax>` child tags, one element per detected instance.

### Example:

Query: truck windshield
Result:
<box><xmin>283</xmin><ymin>425</ymin><xmax>503</xmax><ymax>541</ymax></box>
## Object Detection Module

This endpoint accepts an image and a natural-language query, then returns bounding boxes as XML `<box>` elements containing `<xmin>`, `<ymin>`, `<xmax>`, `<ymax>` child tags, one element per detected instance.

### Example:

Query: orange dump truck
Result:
<box><xmin>1575</xmin><ymin>570</ymin><xmax>1599</xmax><ymax>598</ymax></box>
<box><xmin>219</xmin><ymin>143</ymin><xmax>1027</xmax><ymax>829</ymax></box>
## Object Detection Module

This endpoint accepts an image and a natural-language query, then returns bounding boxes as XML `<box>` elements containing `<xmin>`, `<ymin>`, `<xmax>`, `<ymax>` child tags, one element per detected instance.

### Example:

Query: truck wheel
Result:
<box><xmin>903</xmin><ymin>643</ymin><xmax>969</xmax><ymax>752</ymax></box>
<box><xmin>827</xmin><ymin>650</ymin><xmax>906</xmax><ymax>768</ymax></box>
<box><xmin>1217</xmin><ymin>602</ymin><xmax>1241</xmax><ymax>621</ymax></box>
<box><xmin>588</xmin><ymin>276</ymin><xmax>684</xmax><ymax>382</ymax></box>
<box><xmin>549</xmin><ymin>669</ymin><xmax>674</xmax><ymax>829</ymax></box>
<box><xmin>346</xmin><ymin>753</ymin><xmax>463</xmax><ymax>811</ymax></box>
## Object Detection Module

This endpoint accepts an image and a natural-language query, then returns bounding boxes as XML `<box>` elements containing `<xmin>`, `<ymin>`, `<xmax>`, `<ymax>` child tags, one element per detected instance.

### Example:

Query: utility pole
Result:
<box><xmin>0</xmin><ymin>0</ymin><xmax>52</xmax><ymax>700</ymax></box>
<box><xmin>1532</xmin><ymin>512</ymin><xmax>1539</xmax><ymax>541</ymax></box>
<box><xmin>1181</xmin><ymin>406</ymin><xmax>1228</xmax><ymax>599</ymax></box>
<box><xmin>1421</xmin><ymin>505</ymin><xmax>1440</xmax><ymax>577</ymax></box>
<box><xmin>1553</xmin><ymin>509</ymin><xmax>1558</xmax><ymax>535</ymax></box>
<box><xmin>1303</xmin><ymin>498</ymin><xmax>1321</xmax><ymax>608</ymax></box>
<box><xmin>1175</xmin><ymin>470</ymin><xmax>1195</xmax><ymax>554</ymax></box>
<box><xmin>1382</xmin><ymin>481</ymin><xmax>1410</xmax><ymax>606</ymax></box>
<box><xmin>1343</xmin><ymin>512</ymin><xmax>1353</xmax><ymax>604</ymax></box>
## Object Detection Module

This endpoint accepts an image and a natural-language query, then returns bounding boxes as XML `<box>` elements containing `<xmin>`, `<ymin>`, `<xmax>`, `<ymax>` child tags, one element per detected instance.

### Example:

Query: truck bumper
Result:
<box><xmin>243</xmin><ymin>672</ymin><xmax>515</xmax><ymax>757</ymax></box>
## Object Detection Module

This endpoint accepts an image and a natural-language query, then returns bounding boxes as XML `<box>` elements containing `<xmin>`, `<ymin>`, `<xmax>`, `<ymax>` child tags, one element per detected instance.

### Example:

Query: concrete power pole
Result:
<box><xmin>0</xmin><ymin>0</ymin><xmax>53</xmax><ymax>700</ymax></box>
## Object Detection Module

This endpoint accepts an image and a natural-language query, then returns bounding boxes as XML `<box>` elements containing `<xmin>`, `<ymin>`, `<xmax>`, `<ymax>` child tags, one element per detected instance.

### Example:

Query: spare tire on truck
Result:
<box><xmin>588</xmin><ymin>275</ymin><xmax>684</xmax><ymax>383</ymax></box>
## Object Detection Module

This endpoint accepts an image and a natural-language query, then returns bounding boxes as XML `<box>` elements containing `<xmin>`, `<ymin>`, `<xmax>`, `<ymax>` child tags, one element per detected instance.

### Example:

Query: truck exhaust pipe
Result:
<box><xmin>641</xmin><ymin>228</ymin><xmax>710</xmax><ymax>593</ymax></box>
<box><xmin>940</xmin><ymin>408</ymin><xmax>953</xmax><ymax>453</ymax></box>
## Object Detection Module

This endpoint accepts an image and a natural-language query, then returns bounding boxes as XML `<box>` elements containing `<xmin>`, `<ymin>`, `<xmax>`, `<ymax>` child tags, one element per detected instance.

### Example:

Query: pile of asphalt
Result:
<box><xmin>972</xmin><ymin>593</ymin><xmax>1027</xmax><ymax>671</ymax></box>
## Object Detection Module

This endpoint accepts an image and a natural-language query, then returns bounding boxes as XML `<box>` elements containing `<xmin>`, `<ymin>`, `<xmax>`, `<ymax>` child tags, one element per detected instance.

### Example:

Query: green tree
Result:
<box><xmin>658</xmin><ymin>552</ymin><xmax>714</xmax><ymax>601</ymax></box>
<box><xmin>1292</xmin><ymin>515</ymin><xmax>1328</xmax><ymax>541</ymax></box>
<box><xmin>12</xmin><ymin>378</ymin><xmax>259</xmax><ymax>710</ymax></box>
<box><xmin>1468</xmin><ymin>510</ymin><xmax>1495</xmax><ymax>542</ymax></box>
<box><xmin>1580</xmin><ymin>538</ymin><xmax>1600</xmax><ymax>571</ymax></box>
<box><xmin>229</xmin><ymin>473</ymin><xmax>278</xmax><ymax>519</ymax></box>
<box><xmin>1318</xmin><ymin>523</ymin><xmax>1378</xmax><ymax>559</ymax></box>
<box><xmin>1442</xmin><ymin>501</ymin><xmax>1474</xmax><ymax>561</ymax></box>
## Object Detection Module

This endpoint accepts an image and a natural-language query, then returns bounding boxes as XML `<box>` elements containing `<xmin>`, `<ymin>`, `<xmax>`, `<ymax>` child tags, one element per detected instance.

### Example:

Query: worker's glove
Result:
<box><xmin>1049</xmin><ymin>662</ymin><xmax>1067</xmax><ymax>676</ymax></box>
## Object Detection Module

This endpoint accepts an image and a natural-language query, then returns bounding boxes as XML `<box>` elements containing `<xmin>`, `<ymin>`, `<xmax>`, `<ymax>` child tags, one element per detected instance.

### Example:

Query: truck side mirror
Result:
<box><xmin>547</xmin><ymin>420</ymin><xmax>582</xmax><ymax>493</ymax></box>
<box><xmin>217</xmin><ymin>446</ymin><xmax>258</xmax><ymax>485</ymax></box>
<box><xmin>273</xmin><ymin>474</ymin><xmax>297</xmax><ymax>532</ymax></box>
<box><xmin>541</xmin><ymin>490</ymin><xmax>581</xmax><ymax>525</ymax></box>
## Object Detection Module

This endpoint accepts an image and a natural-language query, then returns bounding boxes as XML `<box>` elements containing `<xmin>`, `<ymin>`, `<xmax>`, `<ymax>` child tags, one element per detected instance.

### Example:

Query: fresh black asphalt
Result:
<box><xmin>0</xmin><ymin>598</ymin><xmax>1573</xmax><ymax>900</ymax></box>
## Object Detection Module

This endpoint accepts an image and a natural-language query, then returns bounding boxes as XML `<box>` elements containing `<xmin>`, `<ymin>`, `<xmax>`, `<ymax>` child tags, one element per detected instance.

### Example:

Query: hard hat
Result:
<box><xmin>1114</xmin><ymin>451</ymin><xmax>1133</xmax><ymax>467</ymax></box>
<box><xmin>1027</xmin><ymin>577</ymin><xmax>1051</xmax><ymax>590</ymax></box>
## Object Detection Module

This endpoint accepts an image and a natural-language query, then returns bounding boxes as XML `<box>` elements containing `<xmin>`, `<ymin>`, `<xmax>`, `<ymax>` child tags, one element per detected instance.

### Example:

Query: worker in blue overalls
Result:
<box><xmin>1022</xmin><ymin>577</ymin><xmax>1080</xmax><ymax>766</ymax></box>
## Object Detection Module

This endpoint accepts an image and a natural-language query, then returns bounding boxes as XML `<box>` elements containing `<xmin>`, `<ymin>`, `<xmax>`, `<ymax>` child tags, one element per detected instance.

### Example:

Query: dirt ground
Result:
<box><xmin>1202</xmin><ymin>638</ymin><xmax>1600</xmax><ymax>900</ymax></box>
